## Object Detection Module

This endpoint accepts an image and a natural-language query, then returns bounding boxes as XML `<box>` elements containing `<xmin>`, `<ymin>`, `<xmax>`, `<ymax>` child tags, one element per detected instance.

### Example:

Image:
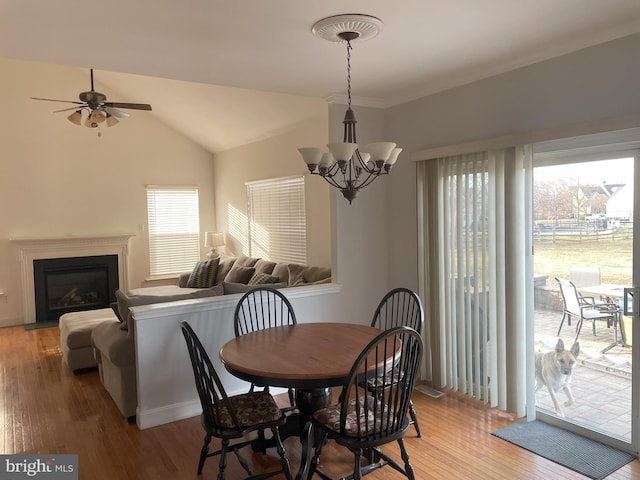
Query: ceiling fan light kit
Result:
<box><xmin>31</xmin><ymin>69</ymin><xmax>152</xmax><ymax>136</ymax></box>
<box><xmin>298</xmin><ymin>13</ymin><xmax>401</xmax><ymax>204</ymax></box>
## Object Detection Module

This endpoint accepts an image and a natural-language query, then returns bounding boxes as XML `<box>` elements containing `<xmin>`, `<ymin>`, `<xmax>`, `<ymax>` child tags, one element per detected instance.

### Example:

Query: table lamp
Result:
<box><xmin>204</xmin><ymin>232</ymin><xmax>225</xmax><ymax>259</ymax></box>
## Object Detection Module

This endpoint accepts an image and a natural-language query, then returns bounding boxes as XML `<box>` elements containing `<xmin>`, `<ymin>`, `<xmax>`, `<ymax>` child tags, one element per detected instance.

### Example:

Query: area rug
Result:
<box><xmin>492</xmin><ymin>420</ymin><xmax>635</xmax><ymax>480</ymax></box>
<box><xmin>24</xmin><ymin>321</ymin><xmax>58</xmax><ymax>330</ymax></box>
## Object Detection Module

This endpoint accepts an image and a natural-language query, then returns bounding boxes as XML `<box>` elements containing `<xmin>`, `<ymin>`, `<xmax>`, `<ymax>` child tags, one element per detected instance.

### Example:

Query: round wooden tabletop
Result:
<box><xmin>219</xmin><ymin>322</ymin><xmax>383</xmax><ymax>389</ymax></box>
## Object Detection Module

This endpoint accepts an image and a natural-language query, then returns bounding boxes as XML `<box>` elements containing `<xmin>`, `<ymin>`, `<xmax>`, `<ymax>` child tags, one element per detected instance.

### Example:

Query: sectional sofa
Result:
<box><xmin>83</xmin><ymin>255</ymin><xmax>331</xmax><ymax>420</ymax></box>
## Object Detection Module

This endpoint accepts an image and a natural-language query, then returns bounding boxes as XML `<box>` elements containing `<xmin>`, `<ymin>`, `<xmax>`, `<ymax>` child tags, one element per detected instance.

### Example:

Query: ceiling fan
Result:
<box><xmin>30</xmin><ymin>68</ymin><xmax>152</xmax><ymax>133</ymax></box>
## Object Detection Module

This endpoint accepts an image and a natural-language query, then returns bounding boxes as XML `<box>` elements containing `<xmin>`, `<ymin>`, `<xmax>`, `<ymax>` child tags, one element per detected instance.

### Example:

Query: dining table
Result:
<box><xmin>578</xmin><ymin>283</ymin><xmax>631</xmax><ymax>351</ymax></box>
<box><xmin>219</xmin><ymin>322</ymin><xmax>386</xmax><ymax>479</ymax></box>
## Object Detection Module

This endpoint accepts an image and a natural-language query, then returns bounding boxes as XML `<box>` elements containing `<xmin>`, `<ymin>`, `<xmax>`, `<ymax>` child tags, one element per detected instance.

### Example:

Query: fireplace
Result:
<box><xmin>33</xmin><ymin>255</ymin><xmax>119</xmax><ymax>323</ymax></box>
<box><xmin>11</xmin><ymin>234</ymin><xmax>133</xmax><ymax>325</ymax></box>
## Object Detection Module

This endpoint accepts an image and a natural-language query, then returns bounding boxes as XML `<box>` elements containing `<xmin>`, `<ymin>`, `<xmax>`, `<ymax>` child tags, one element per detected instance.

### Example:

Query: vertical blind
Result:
<box><xmin>441</xmin><ymin>153</ymin><xmax>494</xmax><ymax>402</ymax></box>
<box><xmin>146</xmin><ymin>186</ymin><xmax>200</xmax><ymax>276</ymax></box>
<box><xmin>417</xmin><ymin>146</ymin><xmax>532</xmax><ymax>415</ymax></box>
<box><xmin>246</xmin><ymin>176</ymin><xmax>306</xmax><ymax>264</ymax></box>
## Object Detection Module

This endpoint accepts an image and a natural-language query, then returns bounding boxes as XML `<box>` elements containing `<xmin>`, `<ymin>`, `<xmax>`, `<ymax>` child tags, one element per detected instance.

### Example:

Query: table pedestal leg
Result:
<box><xmin>295</xmin><ymin>387</ymin><xmax>332</xmax><ymax>416</ymax></box>
<box><xmin>294</xmin><ymin>388</ymin><xmax>331</xmax><ymax>480</ymax></box>
<box><xmin>251</xmin><ymin>387</ymin><xmax>332</xmax><ymax>453</ymax></box>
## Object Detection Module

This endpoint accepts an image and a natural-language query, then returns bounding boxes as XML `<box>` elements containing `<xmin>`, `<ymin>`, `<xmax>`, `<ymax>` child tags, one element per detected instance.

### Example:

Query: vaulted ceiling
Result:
<box><xmin>2</xmin><ymin>0</ymin><xmax>639</xmax><ymax>153</ymax></box>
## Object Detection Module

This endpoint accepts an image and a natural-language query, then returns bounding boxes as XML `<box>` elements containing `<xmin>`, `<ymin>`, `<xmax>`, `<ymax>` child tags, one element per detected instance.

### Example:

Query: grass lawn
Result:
<box><xmin>534</xmin><ymin>236</ymin><xmax>633</xmax><ymax>285</ymax></box>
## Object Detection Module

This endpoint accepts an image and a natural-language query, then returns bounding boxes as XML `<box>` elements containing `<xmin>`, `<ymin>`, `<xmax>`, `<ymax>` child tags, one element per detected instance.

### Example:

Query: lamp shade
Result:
<box><xmin>204</xmin><ymin>232</ymin><xmax>225</xmax><ymax>248</ymax></box>
<box><xmin>106</xmin><ymin>113</ymin><xmax>120</xmax><ymax>127</ymax></box>
<box><xmin>327</xmin><ymin>142</ymin><xmax>358</xmax><ymax>162</ymax></box>
<box><xmin>67</xmin><ymin>110</ymin><xmax>82</xmax><ymax>126</ymax></box>
<box><xmin>297</xmin><ymin>148</ymin><xmax>326</xmax><ymax>167</ymax></box>
<box><xmin>385</xmin><ymin>147</ymin><xmax>402</xmax><ymax>166</ymax></box>
<box><xmin>361</xmin><ymin>142</ymin><xmax>396</xmax><ymax>162</ymax></box>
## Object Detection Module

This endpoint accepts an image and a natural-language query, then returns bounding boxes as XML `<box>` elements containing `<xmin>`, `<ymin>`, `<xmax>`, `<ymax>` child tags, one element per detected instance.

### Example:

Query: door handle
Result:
<box><xmin>623</xmin><ymin>287</ymin><xmax>638</xmax><ymax>316</ymax></box>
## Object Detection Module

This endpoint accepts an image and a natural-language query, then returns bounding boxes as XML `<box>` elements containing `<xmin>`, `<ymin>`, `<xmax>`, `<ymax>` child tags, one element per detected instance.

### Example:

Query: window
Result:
<box><xmin>146</xmin><ymin>186</ymin><xmax>200</xmax><ymax>276</ymax></box>
<box><xmin>246</xmin><ymin>176</ymin><xmax>306</xmax><ymax>264</ymax></box>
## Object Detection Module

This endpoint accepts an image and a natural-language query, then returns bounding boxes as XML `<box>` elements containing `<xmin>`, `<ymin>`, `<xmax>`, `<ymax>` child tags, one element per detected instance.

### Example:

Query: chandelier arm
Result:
<box><xmin>319</xmin><ymin>175</ymin><xmax>347</xmax><ymax>190</ymax></box>
<box><xmin>358</xmin><ymin>161</ymin><xmax>380</xmax><ymax>175</ymax></box>
<box><xmin>323</xmin><ymin>163</ymin><xmax>342</xmax><ymax>179</ymax></box>
<box><xmin>351</xmin><ymin>171</ymin><xmax>381</xmax><ymax>190</ymax></box>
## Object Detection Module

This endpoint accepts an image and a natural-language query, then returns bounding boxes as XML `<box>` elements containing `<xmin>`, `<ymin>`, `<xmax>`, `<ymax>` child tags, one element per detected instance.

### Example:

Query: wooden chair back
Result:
<box><xmin>181</xmin><ymin>321</ymin><xmax>241</xmax><ymax>433</ymax></box>
<box><xmin>371</xmin><ymin>287</ymin><xmax>424</xmax><ymax>334</ymax></box>
<box><xmin>338</xmin><ymin>326</ymin><xmax>423</xmax><ymax>442</ymax></box>
<box><xmin>234</xmin><ymin>287</ymin><xmax>297</xmax><ymax>337</ymax></box>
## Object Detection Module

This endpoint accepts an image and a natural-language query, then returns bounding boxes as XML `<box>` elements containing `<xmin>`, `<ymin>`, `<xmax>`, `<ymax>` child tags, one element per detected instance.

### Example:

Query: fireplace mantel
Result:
<box><xmin>11</xmin><ymin>234</ymin><xmax>135</xmax><ymax>324</ymax></box>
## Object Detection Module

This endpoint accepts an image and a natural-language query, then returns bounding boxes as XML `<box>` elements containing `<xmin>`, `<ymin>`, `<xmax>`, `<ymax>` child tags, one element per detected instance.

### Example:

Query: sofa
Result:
<box><xmin>90</xmin><ymin>255</ymin><xmax>331</xmax><ymax>420</ymax></box>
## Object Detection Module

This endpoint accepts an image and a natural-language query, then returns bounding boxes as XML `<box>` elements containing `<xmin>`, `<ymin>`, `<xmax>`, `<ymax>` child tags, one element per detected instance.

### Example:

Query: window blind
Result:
<box><xmin>146</xmin><ymin>186</ymin><xmax>200</xmax><ymax>276</ymax></box>
<box><xmin>246</xmin><ymin>176</ymin><xmax>307</xmax><ymax>264</ymax></box>
<box><xmin>417</xmin><ymin>146</ymin><xmax>532</xmax><ymax>415</ymax></box>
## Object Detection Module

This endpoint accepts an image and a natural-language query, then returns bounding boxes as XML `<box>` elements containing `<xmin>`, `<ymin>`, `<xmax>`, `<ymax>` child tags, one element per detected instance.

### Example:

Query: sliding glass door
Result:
<box><xmin>417</xmin><ymin>128</ymin><xmax>639</xmax><ymax>454</ymax></box>
<box><xmin>532</xmin><ymin>135</ymin><xmax>639</xmax><ymax>454</ymax></box>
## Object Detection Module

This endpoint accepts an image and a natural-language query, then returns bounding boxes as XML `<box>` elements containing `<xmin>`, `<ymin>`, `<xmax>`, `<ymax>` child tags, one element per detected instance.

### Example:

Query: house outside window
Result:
<box><xmin>146</xmin><ymin>186</ymin><xmax>200</xmax><ymax>276</ymax></box>
<box><xmin>245</xmin><ymin>176</ymin><xmax>307</xmax><ymax>264</ymax></box>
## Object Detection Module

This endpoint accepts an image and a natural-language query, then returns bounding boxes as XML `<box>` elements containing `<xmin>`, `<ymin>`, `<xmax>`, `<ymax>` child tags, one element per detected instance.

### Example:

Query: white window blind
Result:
<box><xmin>146</xmin><ymin>186</ymin><xmax>200</xmax><ymax>276</ymax></box>
<box><xmin>246</xmin><ymin>176</ymin><xmax>307</xmax><ymax>264</ymax></box>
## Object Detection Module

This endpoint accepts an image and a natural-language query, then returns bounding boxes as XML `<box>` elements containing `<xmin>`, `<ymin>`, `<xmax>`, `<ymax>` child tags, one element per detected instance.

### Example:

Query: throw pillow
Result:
<box><xmin>186</xmin><ymin>258</ymin><xmax>220</xmax><ymax>288</ymax></box>
<box><xmin>253</xmin><ymin>259</ymin><xmax>277</xmax><ymax>275</ymax></box>
<box><xmin>302</xmin><ymin>266</ymin><xmax>331</xmax><ymax>283</ymax></box>
<box><xmin>215</xmin><ymin>257</ymin><xmax>237</xmax><ymax>284</ymax></box>
<box><xmin>287</xmin><ymin>263</ymin><xmax>308</xmax><ymax>286</ymax></box>
<box><xmin>272</xmin><ymin>263</ymin><xmax>290</xmax><ymax>284</ymax></box>
<box><xmin>248</xmin><ymin>272</ymin><xmax>280</xmax><ymax>285</ymax></box>
<box><xmin>233</xmin><ymin>255</ymin><xmax>260</xmax><ymax>268</ymax></box>
<box><xmin>224</xmin><ymin>266</ymin><xmax>255</xmax><ymax>284</ymax></box>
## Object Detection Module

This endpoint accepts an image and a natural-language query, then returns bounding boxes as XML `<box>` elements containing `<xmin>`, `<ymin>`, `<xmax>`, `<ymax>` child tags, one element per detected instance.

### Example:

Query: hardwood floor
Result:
<box><xmin>1</xmin><ymin>324</ymin><xmax>639</xmax><ymax>479</ymax></box>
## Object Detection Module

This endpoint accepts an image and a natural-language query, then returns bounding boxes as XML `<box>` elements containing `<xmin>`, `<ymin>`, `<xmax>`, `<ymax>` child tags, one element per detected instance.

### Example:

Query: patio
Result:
<box><xmin>534</xmin><ymin>305</ymin><xmax>632</xmax><ymax>440</ymax></box>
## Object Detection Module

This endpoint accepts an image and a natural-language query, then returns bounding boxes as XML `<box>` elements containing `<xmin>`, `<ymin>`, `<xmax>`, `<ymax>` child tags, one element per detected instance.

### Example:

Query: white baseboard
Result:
<box><xmin>137</xmin><ymin>399</ymin><xmax>201</xmax><ymax>430</ymax></box>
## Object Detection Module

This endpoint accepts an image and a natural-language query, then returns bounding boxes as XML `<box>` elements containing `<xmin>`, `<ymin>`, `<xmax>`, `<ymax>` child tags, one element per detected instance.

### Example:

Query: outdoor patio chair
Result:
<box><xmin>555</xmin><ymin>277</ymin><xmax>621</xmax><ymax>344</ymax></box>
<box><xmin>569</xmin><ymin>267</ymin><xmax>601</xmax><ymax>289</ymax></box>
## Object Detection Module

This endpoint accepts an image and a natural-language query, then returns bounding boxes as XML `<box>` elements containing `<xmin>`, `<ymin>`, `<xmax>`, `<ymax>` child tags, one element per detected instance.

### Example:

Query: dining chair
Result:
<box><xmin>180</xmin><ymin>321</ymin><xmax>292</xmax><ymax>480</ymax></box>
<box><xmin>369</xmin><ymin>287</ymin><xmax>424</xmax><ymax>437</ymax></box>
<box><xmin>555</xmin><ymin>277</ymin><xmax>620</xmax><ymax>342</ymax></box>
<box><xmin>307</xmin><ymin>326</ymin><xmax>423</xmax><ymax>480</ymax></box>
<box><xmin>234</xmin><ymin>287</ymin><xmax>298</xmax><ymax>409</ymax></box>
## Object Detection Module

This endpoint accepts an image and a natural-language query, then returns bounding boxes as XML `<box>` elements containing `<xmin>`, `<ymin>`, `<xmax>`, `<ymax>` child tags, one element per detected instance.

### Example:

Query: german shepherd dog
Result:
<box><xmin>535</xmin><ymin>338</ymin><xmax>580</xmax><ymax>417</ymax></box>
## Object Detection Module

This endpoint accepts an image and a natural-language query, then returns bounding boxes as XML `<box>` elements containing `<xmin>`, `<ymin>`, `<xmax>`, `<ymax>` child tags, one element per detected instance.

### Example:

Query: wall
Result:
<box><xmin>133</xmin><ymin>283</ymin><xmax>341</xmax><ymax>429</ymax></box>
<box><xmin>212</xmin><ymin>115</ymin><xmax>331</xmax><ymax>268</ymax></box>
<box><xmin>0</xmin><ymin>59</ymin><xmax>216</xmax><ymax>326</ymax></box>
<box><xmin>384</xmin><ymin>33</ymin><xmax>640</xmax><ymax>292</ymax></box>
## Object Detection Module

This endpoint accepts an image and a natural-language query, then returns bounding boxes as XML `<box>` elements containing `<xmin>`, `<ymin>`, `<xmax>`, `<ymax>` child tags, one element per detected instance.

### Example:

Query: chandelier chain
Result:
<box><xmin>346</xmin><ymin>40</ymin><xmax>352</xmax><ymax>109</ymax></box>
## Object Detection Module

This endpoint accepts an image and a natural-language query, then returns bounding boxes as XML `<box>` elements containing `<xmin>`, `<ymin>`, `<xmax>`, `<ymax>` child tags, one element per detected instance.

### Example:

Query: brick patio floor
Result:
<box><xmin>535</xmin><ymin>306</ymin><xmax>632</xmax><ymax>440</ymax></box>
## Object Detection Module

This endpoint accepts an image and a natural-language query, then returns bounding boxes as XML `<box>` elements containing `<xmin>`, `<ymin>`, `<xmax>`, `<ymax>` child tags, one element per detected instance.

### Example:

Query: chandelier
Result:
<box><xmin>298</xmin><ymin>14</ymin><xmax>401</xmax><ymax>204</ymax></box>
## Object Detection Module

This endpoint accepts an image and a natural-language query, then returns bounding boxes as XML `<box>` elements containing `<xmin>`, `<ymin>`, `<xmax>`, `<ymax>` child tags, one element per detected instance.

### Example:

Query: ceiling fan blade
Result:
<box><xmin>103</xmin><ymin>102</ymin><xmax>152</xmax><ymax>111</ymax></box>
<box><xmin>30</xmin><ymin>97</ymin><xmax>84</xmax><ymax>105</ymax></box>
<box><xmin>104</xmin><ymin>107</ymin><xmax>130</xmax><ymax>118</ymax></box>
<box><xmin>53</xmin><ymin>106</ymin><xmax>86</xmax><ymax>113</ymax></box>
